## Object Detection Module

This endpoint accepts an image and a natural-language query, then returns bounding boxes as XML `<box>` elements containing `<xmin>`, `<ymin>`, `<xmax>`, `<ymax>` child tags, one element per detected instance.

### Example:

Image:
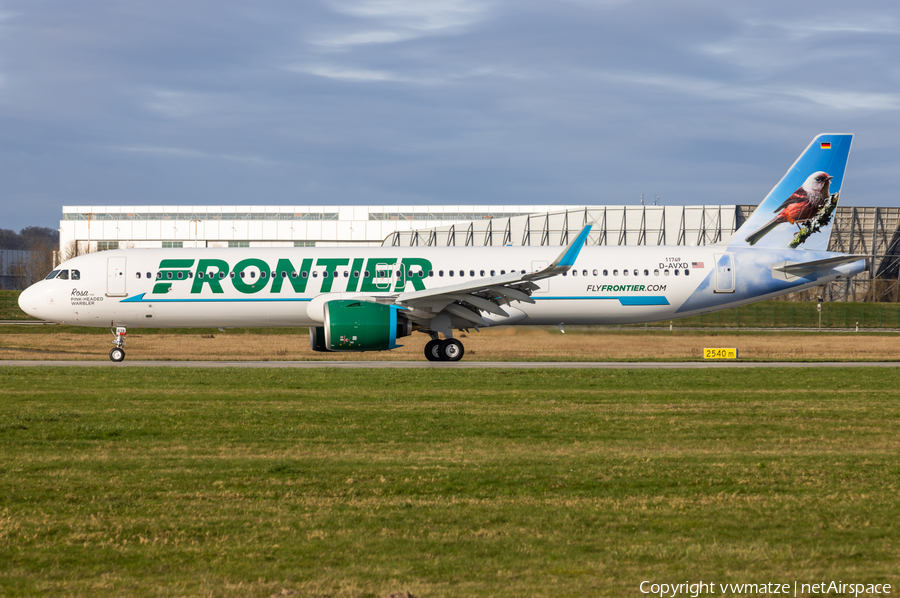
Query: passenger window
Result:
<box><xmin>136</xmin><ymin>272</ymin><xmax>141</xmax><ymax>279</ymax></box>
<box><xmin>71</xmin><ymin>270</ymin><xmax>80</xmax><ymax>280</ymax></box>
<box><xmin>313</xmin><ymin>271</ymin><xmax>318</xmax><ymax>278</ymax></box>
<box><xmin>500</xmin><ymin>270</ymin><xmax>505</xmax><ymax>275</ymax></box>
<box><xmin>685</xmin><ymin>269</ymin><xmax>690</xmax><ymax>276</ymax></box>
<box><xmin>198</xmin><ymin>272</ymin><xmax>204</xmax><ymax>279</ymax></box>
<box><xmin>439</xmin><ymin>270</ymin><xmax>444</xmax><ymax>277</ymax></box>
<box><xmin>654</xmin><ymin>269</ymin><xmax>659</xmax><ymax>276</ymax></box>
<box><xmin>583</xmin><ymin>270</ymin><xmax>587</xmax><ymax>276</ymax></box>
<box><xmin>58</xmin><ymin>270</ymin><xmax>69</xmax><ymax>280</ymax></box>
<box><xmin>603</xmin><ymin>269</ymin><xmax>608</xmax><ymax>276</ymax></box>
<box><xmin>417</xmin><ymin>271</ymin><xmax>423</xmax><ymax>277</ymax></box>
<box><xmin>571</xmin><ymin>270</ymin><xmax>577</xmax><ymax>277</ymax></box>
<box><xmin>469</xmin><ymin>270</ymin><xmax>474</xmax><ymax>277</ymax></box>
<box><xmin>229</xmin><ymin>272</ymin><xmax>235</xmax><ymax>279</ymax></box>
<box><xmin>633</xmin><ymin>269</ymin><xmax>638</xmax><ymax>276</ymax></box>
<box><xmin>490</xmin><ymin>270</ymin><xmax>495</xmax><ymax>276</ymax></box>
<box><xmin>363</xmin><ymin>271</ymin><xmax>369</xmax><ymax>278</ymax></box>
<box><xmin>460</xmin><ymin>271</ymin><xmax>464</xmax><ymax>277</ymax></box>
<box><xmin>240</xmin><ymin>272</ymin><xmax>246</xmax><ymax>279</ymax></box>
<box><xmin>177</xmin><ymin>272</ymin><xmax>183</xmax><ymax>279</ymax></box>
<box><xmin>323</xmin><ymin>271</ymin><xmax>329</xmax><ymax>278</ymax></box>
<box><xmin>166</xmin><ymin>272</ymin><xmax>173</xmax><ymax>279</ymax></box>
<box><xmin>562</xmin><ymin>271</ymin><xmax>567</xmax><ymax>276</ymax></box>
<box><xmin>613</xmin><ymin>269</ymin><xmax>618</xmax><ymax>276</ymax></box>
<box><xmin>250</xmin><ymin>271</ymin><xmax>256</xmax><ymax>278</ymax></box>
<box><xmin>291</xmin><ymin>271</ymin><xmax>297</xmax><ymax>278</ymax></box>
<box><xmin>302</xmin><ymin>271</ymin><xmax>308</xmax><ymax>278</ymax></box>
<box><xmin>146</xmin><ymin>272</ymin><xmax>151</xmax><ymax>279</ymax></box>
<box><xmin>664</xmin><ymin>270</ymin><xmax>670</xmax><ymax>276</ymax></box>
<box><xmin>343</xmin><ymin>271</ymin><xmax>349</xmax><ymax>278</ymax></box>
<box><xmin>674</xmin><ymin>269</ymin><xmax>680</xmax><ymax>276</ymax></box>
<box><xmin>353</xmin><ymin>271</ymin><xmax>359</xmax><ymax>278</ymax></box>
<box><xmin>593</xmin><ymin>269</ymin><xmax>598</xmax><ymax>276</ymax></box>
<box><xmin>219</xmin><ymin>272</ymin><xmax>226</xmax><ymax>279</ymax></box>
<box><xmin>623</xmin><ymin>270</ymin><xmax>629</xmax><ymax>276</ymax></box>
<box><xmin>480</xmin><ymin>270</ymin><xmax>485</xmax><ymax>276</ymax></box>
<box><xmin>449</xmin><ymin>270</ymin><xmax>454</xmax><ymax>277</ymax></box>
<box><xmin>45</xmin><ymin>270</ymin><xmax>60</xmax><ymax>280</ymax></box>
<box><xmin>643</xmin><ymin>269</ymin><xmax>649</xmax><ymax>276</ymax></box>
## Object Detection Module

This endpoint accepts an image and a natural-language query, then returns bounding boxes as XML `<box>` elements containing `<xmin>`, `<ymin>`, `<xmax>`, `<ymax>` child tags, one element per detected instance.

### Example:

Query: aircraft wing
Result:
<box><xmin>394</xmin><ymin>225</ymin><xmax>592</xmax><ymax>325</ymax></box>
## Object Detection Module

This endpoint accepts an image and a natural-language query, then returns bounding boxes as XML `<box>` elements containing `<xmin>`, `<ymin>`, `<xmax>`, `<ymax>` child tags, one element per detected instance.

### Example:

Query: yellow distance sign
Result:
<box><xmin>704</xmin><ymin>348</ymin><xmax>738</xmax><ymax>359</ymax></box>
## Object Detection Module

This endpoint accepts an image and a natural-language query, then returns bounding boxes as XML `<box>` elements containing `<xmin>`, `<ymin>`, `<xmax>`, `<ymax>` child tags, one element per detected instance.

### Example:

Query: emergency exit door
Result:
<box><xmin>107</xmin><ymin>256</ymin><xmax>127</xmax><ymax>296</ymax></box>
<box><xmin>531</xmin><ymin>261</ymin><xmax>549</xmax><ymax>293</ymax></box>
<box><xmin>713</xmin><ymin>253</ymin><xmax>735</xmax><ymax>293</ymax></box>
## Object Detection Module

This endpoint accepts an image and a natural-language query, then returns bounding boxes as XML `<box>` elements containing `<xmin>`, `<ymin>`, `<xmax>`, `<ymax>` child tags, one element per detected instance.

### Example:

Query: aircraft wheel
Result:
<box><xmin>424</xmin><ymin>339</ymin><xmax>442</xmax><ymax>361</ymax></box>
<box><xmin>109</xmin><ymin>348</ymin><xmax>126</xmax><ymax>362</ymax></box>
<box><xmin>440</xmin><ymin>339</ymin><xmax>464</xmax><ymax>362</ymax></box>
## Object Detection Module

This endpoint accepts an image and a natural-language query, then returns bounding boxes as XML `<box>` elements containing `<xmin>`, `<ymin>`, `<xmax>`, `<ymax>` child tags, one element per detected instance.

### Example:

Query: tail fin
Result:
<box><xmin>730</xmin><ymin>133</ymin><xmax>853</xmax><ymax>251</ymax></box>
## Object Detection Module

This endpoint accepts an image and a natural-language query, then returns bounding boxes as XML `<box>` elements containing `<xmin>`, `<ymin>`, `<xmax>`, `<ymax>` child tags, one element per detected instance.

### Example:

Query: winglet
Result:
<box><xmin>525</xmin><ymin>225</ymin><xmax>592</xmax><ymax>280</ymax></box>
<box><xmin>553</xmin><ymin>225</ymin><xmax>593</xmax><ymax>268</ymax></box>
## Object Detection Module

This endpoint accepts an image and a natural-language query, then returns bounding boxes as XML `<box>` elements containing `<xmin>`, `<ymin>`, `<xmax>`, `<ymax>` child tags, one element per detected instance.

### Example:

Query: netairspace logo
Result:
<box><xmin>639</xmin><ymin>580</ymin><xmax>892</xmax><ymax>597</ymax></box>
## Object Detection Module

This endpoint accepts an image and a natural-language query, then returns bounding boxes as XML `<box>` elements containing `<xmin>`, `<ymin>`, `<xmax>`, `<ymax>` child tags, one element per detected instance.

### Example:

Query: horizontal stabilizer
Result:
<box><xmin>771</xmin><ymin>255</ymin><xmax>867</xmax><ymax>281</ymax></box>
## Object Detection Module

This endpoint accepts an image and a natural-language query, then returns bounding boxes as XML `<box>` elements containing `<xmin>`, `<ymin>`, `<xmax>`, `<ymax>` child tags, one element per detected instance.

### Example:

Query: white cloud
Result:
<box><xmin>328</xmin><ymin>0</ymin><xmax>488</xmax><ymax>32</ymax></box>
<box><xmin>599</xmin><ymin>71</ymin><xmax>900</xmax><ymax>112</ymax></box>
<box><xmin>285</xmin><ymin>64</ymin><xmax>414</xmax><ymax>83</ymax></box>
<box><xmin>142</xmin><ymin>90</ymin><xmax>208</xmax><ymax>119</ymax></box>
<box><xmin>313</xmin><ymin>0</ymin><xmax>491</xmax><ymax>47</ymax></box>
<box><xmin>110</xmin><ymin>144</ymin><xmax>274</xmax><ymax>164</ymax></box>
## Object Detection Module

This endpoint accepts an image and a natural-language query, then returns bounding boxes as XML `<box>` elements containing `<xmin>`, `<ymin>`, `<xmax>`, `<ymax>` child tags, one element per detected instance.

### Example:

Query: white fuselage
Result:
<box><xmin>18</xmin><ymin>244</ymin><xmax>863</xmax><ymax>329</ymax></box>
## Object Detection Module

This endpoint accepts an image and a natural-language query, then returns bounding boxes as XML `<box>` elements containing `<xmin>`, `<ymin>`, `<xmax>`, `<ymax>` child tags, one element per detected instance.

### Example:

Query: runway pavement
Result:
<box><xmin>1</xmin><ymin>360</ymin><xmax>899</xmax><ymax>368</ymax></box>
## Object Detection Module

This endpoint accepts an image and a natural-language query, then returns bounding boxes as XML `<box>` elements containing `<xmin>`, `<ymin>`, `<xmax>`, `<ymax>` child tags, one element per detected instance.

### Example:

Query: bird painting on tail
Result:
<box><xmin>745</xmin><ymin>171</ymin><xmax>833</xmax><ymax>246</ymax></box>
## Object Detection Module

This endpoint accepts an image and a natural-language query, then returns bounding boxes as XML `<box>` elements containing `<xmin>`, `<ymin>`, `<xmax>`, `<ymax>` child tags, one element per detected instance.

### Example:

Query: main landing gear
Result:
<box><xmin>109</xmin><ymin>326</ymin><xmax>127</xmax><ymax>362</ymax></box>
<box><xmin>424</xmin><ymin>338</ymin><xmax>465</xmax><ymax>362</ymax></box>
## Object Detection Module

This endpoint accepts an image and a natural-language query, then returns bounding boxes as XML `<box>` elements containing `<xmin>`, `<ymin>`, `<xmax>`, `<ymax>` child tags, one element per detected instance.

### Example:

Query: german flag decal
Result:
<box><xmin>821</xmin><ymin>142</ymin><xmax>832</xmax><ymax>149</ymax></box>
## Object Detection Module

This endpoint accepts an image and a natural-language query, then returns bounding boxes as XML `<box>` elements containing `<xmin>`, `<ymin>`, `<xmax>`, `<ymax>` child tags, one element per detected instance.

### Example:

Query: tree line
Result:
<box><xmin>0</xmin><ymin>227</ymin><xmax>59</xmax><ymax>251</ymax></box>
<box><xmin>1</xmin><ymin>227</ymin><xmax>59</xmax><ymax>290</ymax></box>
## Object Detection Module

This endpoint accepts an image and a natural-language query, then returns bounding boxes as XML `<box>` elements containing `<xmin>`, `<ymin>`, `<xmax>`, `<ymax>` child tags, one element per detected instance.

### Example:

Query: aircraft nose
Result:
<box><xmin>17</xmin><ymin>283</ymin><xmax>44</xmax><ymax>318</ymax></box>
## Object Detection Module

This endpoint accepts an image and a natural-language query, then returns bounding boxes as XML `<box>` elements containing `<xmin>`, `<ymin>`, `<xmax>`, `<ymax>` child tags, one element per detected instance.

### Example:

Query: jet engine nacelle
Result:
<box><xmin>309</xmin><ymin>300</ymin><xmax>411</xmax><ymax>352</ymax></box>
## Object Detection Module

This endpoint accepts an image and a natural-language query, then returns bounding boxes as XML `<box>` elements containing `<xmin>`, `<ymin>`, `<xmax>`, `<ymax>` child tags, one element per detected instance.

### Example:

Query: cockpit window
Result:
<box><xmin>45</xmin><ymin>270</ymin><xmax>60</xmax><ymax>280</ymax></box>
<box><xmin>57</xmin><ymin>270</ymin><xmax>69</xmax><ymax>280</ymax></box>
<box><xmin>71</xmin><ymin>270</ymin><xmax>80</xmax><ymax>280</ymax></box>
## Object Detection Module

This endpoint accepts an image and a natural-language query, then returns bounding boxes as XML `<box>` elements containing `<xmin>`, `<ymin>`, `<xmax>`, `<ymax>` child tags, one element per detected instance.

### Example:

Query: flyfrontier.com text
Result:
<box><xmin>639</xmin><ymin>580</ymin><xmax>891</xmax><ymax>597</ymax></box>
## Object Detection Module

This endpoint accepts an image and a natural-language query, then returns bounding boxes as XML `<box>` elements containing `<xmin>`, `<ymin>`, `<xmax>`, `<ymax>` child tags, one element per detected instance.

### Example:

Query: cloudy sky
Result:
<box><xmin>1</xmin><ymin>0</ymin><xmax>898</xmax><ymax>230</ymax></box>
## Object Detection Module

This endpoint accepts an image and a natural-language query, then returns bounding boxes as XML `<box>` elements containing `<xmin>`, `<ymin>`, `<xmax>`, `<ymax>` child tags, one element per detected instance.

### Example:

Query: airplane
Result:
<box><xmin>18</xmin><ymin>133</ymin><xmax>867</xmax><ymax>362</ymax></box>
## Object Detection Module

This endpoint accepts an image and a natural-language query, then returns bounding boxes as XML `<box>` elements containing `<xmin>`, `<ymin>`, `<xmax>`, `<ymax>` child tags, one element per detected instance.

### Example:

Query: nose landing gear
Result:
<box><xmin>109</xmin><ymin>326</ymin><xmax>127</xmax><ymax>362</ymax></box>
<box><xmin>423</xmin><ymin>337</ymin><xmax>465</xmax><ymax>362</ymax></box>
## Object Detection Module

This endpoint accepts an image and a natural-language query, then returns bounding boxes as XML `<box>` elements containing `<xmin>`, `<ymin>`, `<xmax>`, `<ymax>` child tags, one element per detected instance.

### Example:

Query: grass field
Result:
<box><xmin>1</xmin><ymin>367</ymin><xmax>898</xmax><ymax>597</ymax></box>
<box><xmin>3</xmin><ymin>326</ymin><xmax>900</xmax><ymax>362</ymax></box>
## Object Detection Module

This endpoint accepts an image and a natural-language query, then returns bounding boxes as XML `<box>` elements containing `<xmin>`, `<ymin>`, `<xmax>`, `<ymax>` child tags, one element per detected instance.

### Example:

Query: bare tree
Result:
<box><xmin>10</xmin><ymin>240</ymin><xmax>57</xmax><ymax>290</ymax></box>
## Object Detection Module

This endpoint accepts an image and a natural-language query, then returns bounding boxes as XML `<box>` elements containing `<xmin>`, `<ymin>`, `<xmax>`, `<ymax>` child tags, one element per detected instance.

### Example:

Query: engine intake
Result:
<box><xmin>309</xmin><ymin>300</ymin><xmax>411</xmax><ymax>352</ymax></box>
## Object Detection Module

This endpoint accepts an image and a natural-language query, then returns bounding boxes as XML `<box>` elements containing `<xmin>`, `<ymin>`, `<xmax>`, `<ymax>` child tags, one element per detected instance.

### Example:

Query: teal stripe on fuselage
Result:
<box><xmin>534</xmin><ymin>296</ymin><xmax>670</xmax><ymax>306</ymax></box>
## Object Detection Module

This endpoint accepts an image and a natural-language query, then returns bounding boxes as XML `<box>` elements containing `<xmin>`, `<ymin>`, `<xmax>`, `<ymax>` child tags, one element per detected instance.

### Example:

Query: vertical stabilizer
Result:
<box><xmin>730</xmin><ymin>134</ymin><xmax>853</xmax><ymax>251</ymax></box>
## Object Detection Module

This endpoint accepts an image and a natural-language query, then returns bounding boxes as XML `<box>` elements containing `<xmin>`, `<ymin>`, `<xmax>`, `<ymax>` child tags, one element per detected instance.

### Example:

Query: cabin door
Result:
<box><xmin>107</xmin><ymin>256</ymin><xmax>127</xmax><ymax>296</ymax></box>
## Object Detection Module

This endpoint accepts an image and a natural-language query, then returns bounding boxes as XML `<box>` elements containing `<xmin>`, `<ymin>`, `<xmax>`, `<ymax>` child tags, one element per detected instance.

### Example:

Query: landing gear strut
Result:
<box><xmin>109</xmin><ymin>326</ymin><xmax>127</xmax><ymax>362</ymax></box>
<box><xmin>423</xmin><ymin>338</ymin><xmax>465</xmax><ymax>362</ymax></box>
